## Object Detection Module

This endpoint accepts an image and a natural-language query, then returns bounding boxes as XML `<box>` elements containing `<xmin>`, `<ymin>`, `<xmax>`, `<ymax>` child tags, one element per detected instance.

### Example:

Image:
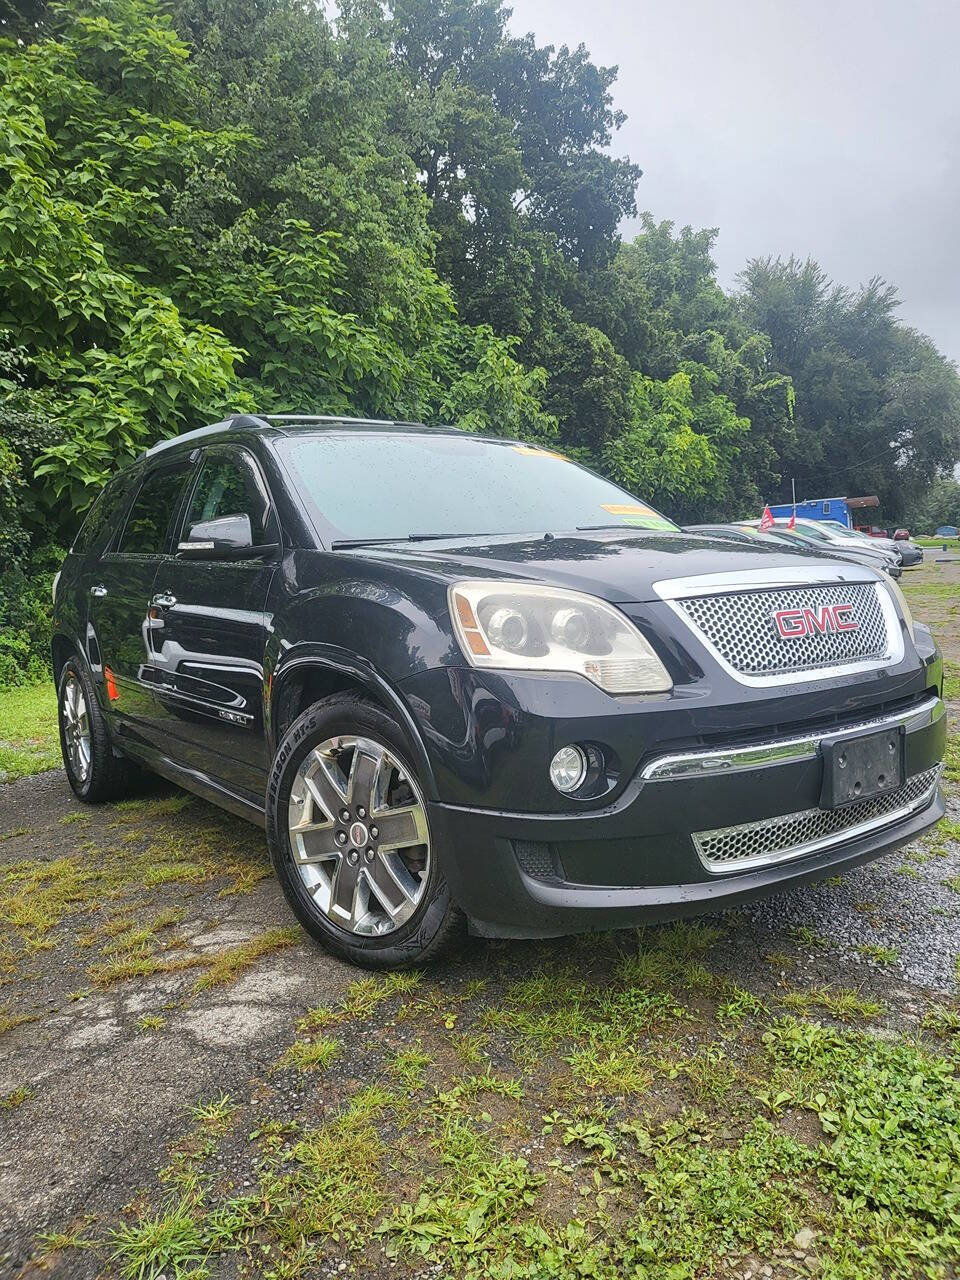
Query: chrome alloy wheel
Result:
<box><xmin>62</xmin><ymin>674</ymin><xmax>92</xmax><ymax>783</ymax></box>
<box><xmin>288</xmin><ymin>735</ymin><xmax>431</xmax><ymax>936</ymax></box>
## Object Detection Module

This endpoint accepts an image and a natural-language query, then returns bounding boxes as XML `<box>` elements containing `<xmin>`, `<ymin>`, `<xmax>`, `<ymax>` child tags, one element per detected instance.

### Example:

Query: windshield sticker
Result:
<box><xmin>600</xmin><ymin>502</ymin><xmax>675</xmax><ymax>530</ymax></box>
<box><xmin>511</xmin><ymin>444</ymin><xmax>566</xmax><ymax>459</ymax></box>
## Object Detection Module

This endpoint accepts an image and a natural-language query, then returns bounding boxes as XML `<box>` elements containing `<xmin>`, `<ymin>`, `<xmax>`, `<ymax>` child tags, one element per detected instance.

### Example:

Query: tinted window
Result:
<box><xmin>275</xmin><ymin>433</ymin><xmax>677</xmax><ymax>542</ymax></box>
<box><xmin>72</xmin><ymin>475</ymin><xmax>132</xmax><ymax>554</ymax></box>
<box><xmin>792</xmin><ymin>524</ymin><xmax>831</xmax><ymax>542</ymax></box>
<box><xmin>118</xmin><ymin>463</ymin><xmax>193</xmax><ymax>555</ymax></box>
<box><xmin>183</xmin><ymin>450</ymin><xmax>273</xmax><ymax>543</ymax></box>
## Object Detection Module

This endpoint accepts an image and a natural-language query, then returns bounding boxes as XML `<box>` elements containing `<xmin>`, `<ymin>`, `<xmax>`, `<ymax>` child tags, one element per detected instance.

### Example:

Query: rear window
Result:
<box><xmin>275</xmin><ymin>433</ymin><xmax>677</xmax><ymax>542</ymax></box>
<box><xmin>72</xmin><ymin>475</ymin><xmax>132</xmax><ymax>554</ymax></box>
<box><xmin>117</xmin><ymin>462</ymin><xmax>194</xmax><ymax>555</ymax></box>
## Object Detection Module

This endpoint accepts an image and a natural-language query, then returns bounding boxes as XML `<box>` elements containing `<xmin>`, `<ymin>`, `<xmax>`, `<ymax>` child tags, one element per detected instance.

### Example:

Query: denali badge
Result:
<box><xmin>773</xmin><ymin>603</ymin><xmax>859</xmax><ymax>639</ymax></box>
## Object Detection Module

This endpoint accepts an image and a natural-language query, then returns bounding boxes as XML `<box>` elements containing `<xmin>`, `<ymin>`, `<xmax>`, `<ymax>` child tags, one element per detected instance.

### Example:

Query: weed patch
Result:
<box><xmin>190</xmin><ymin>927</ymin><xmax>300</xmax><ymax>992</ymax></box>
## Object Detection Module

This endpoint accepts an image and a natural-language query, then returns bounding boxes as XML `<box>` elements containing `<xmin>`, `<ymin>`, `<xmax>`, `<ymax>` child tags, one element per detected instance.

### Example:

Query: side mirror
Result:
<box><xmin>178</xmin><ymin>513</ymin><xmax>278</xmax><ymax>560</ymax></box>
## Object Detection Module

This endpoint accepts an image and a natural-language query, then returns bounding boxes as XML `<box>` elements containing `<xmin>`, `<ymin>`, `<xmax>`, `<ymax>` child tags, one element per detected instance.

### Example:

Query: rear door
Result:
<box><xmin>87</xmin><ymin>458</ymin><xmax>197</xmax><ymax>745</ymax></box>
<box><xmin>144</xmin><ymin>445</ymin><xmax>279</xmax><ymax>795</ymax></box>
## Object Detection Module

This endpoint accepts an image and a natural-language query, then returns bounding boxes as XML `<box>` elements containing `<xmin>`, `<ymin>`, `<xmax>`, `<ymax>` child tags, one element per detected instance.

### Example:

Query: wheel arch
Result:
<box><xmin>267</xmin><ymin>649</ymin><xmax>440</xmax><ymax>801</ymax></box>
<box><xmin>51</xmin><ymin>633</ymin><xmax>76</xmax><ymax>685</ymax></box>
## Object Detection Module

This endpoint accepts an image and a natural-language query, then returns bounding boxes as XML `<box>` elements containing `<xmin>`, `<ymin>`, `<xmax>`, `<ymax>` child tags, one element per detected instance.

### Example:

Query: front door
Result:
<box><xmin>144</xmin><ymin>446</ymin><xmax>279</xmax><ymax>796</ymax></box>
<box><xmin>88</xmin><ymin>458</ymin><xmax>197</xmax><ymax>747</ymax></box>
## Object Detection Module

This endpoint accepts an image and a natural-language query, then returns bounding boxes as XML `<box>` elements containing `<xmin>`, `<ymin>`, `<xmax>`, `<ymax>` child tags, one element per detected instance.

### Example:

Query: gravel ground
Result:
<box><xmin>745</xmin><ymin>796</ymin><xmax>960</xmax><ymax>992</ymax></box>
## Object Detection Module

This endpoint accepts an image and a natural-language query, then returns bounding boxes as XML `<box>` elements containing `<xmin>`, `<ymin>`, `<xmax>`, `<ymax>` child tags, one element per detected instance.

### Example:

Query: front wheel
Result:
<box><xmin>266</xmin><ymin>694</ymin><xmax>463</xmax><ymax>969</ymax></box>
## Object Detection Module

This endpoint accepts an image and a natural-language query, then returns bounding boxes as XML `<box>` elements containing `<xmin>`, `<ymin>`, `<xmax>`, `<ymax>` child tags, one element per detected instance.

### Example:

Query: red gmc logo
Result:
<box><xmin>773</xmin><ymin>603</ymin><xmax>859</xmax><ymax>639</ymax></box>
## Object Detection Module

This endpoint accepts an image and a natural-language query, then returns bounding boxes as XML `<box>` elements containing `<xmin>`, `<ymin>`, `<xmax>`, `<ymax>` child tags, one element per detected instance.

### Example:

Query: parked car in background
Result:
<box><xmin>821</xmin><ymin>520</ymin><xmax>924</xmax><ymax>568</ymax></box>
<box><xmin>893</xmin><ymin>529</ymin><xmax>911</xmax><ymax>541</ymax></box>
<box><xmin>742</xmin><ymin>519</ymin><xmax>903</xmax><ymax>578</ymax></box>
<box><xmin>51</xmin><ymin>416</ymin><xmax>944</xmax><ymax>967</ymax></box>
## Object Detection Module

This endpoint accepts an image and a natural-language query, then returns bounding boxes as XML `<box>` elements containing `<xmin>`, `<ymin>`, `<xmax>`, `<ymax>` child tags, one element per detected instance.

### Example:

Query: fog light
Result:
<box><xmin>549</xmin><ymin>744</ymin><xmax>587</xmax><ymax>794</ymax></box>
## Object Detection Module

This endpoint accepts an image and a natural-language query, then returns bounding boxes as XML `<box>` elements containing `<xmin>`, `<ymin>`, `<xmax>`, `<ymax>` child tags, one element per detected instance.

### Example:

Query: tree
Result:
<box><xmin>0</xmin><ymin>0</ymin><xmax>555</xmax><ymax>528</ymax></box>
<box><xmin>737</xmin><ymin>256</ymin><xmax>960</xmax><ymax>520</ymax></box>
<box><xmin>909</xmin><ymin>474</ymin><xmax>960</xmax><ymax>533</ymax></box>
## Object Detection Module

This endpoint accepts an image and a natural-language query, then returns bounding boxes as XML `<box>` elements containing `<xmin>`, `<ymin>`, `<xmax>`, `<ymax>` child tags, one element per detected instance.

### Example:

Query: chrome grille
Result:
<box><xmin>694</xmin><ymin>765</ymin><xmax>942</xmax><ymax>873</ymax></box>
<box><xmin>677</xmin><ymin>581</ymin><xmax>889</xmax><ymax>677</ymax></box>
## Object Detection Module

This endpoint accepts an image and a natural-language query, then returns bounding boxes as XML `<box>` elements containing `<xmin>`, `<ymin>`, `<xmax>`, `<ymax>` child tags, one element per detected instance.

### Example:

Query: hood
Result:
<box><xmin>339</xmin><ymin>529</ymin><xmax>875</xmax><ymax>603</ymax></box>
<box><xmin>841</xmin><ymin>540</ymin><xmax>897</xmax><ymax>562</ymax></box>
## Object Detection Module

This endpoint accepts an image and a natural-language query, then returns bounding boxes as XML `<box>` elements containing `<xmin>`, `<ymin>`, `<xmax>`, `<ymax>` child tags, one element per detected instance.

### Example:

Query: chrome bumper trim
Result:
<box><xmin>641</xmin><ymin>694</ymin><xmax>944</xmax><ymax>781</ymax></box>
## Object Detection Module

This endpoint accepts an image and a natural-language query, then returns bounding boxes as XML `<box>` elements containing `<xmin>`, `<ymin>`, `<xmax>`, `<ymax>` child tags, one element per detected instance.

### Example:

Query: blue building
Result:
<box><xmin>767</xmin><ymin>495</ymin><xmax>880</xmax><ymax>529</ymax></box>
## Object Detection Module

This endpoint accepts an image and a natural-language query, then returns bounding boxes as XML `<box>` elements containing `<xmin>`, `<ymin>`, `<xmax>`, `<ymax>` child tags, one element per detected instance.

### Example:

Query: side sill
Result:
<box><xmin>120</xmin><ymin>740</ymin><xmax>266</xmax><ymax>829</ymax></box>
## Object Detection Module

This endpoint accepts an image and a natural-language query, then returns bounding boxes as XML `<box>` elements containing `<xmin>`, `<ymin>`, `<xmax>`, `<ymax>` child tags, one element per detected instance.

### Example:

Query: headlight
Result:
<box><xmin>449</xmin><ymin>581</ymin><xmax>673</xmax><ymax>694</ymax></box>
<box><xmin>884</xmin><ymin>576</ymin><xmax>915</xmax><ymax>635</ymax></box>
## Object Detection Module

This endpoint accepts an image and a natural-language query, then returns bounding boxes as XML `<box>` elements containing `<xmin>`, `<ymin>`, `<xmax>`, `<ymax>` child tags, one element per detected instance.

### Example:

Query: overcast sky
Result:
<box><xmin>507</xmin><ymin>0</ymin><xmax>960</xmax><ymax>367</ymax></box>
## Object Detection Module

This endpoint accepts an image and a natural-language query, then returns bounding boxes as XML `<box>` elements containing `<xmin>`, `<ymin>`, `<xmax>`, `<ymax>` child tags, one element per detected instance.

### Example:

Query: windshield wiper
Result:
<box><xmin>407</xmin><ymin>532</ymin><xmax>473</xmax><ymax>542</ymax></box>
<box><xmin>331</xmin><ymin>532</ymin><xmax>475</xmax><ymax>550</ymax></box>
<box><xmin>330</xmin><ymin>537</ymin><xmax>408</xmax><ymax>549</ymax></box>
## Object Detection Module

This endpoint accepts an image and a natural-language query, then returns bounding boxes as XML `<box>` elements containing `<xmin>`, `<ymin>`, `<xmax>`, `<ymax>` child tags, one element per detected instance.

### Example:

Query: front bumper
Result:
<box><xmin>429</xmin><ymin>695</ymin><xmax>946</xmax><ymax>937</ymax></box>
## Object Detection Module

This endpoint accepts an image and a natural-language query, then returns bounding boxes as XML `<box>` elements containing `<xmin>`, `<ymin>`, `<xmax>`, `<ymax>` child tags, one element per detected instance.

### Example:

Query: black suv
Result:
<box><xmin>52</xmin><ymin>415</ymin><xmax>946</xmax><ymax>967</ymax></box>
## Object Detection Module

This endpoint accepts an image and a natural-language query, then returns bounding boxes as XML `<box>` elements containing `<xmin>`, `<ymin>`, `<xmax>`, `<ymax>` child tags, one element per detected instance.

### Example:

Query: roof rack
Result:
<box><xmin>263</xmin><ymin>414</ymin><xmax>462</xmax><ymax>432</ymax></box>
<box><xmin>142</xmin><ymin>414</ymin><xmax>270</xmax><ymax>459</ymax></box>
<box><xmin>263</xmin><ymin>414</ymin><xmax>400</xmax><ymax>426</ymax></box>
<box><xmin>141</xmin><ymin>412</ymin><xmax>461</xmax><ymax>460</ymax></box>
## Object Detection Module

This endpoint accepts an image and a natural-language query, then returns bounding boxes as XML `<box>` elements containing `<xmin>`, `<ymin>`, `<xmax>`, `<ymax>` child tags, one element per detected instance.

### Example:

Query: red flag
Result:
<box><xmin>786</xmin><ymin>508</ymin><xmax>796</xmax><ymax>530</ymax></box>
<box><xmin>759</xmin><ymin>505</ymin><xmax>775</xmax><ymax>531</ymax></box>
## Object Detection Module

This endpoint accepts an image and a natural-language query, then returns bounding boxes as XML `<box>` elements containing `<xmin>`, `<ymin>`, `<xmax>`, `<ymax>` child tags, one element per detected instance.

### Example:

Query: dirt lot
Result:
<box><xmin>1</xmin><ymin>561</ymin><xmax>959</xmax><ymax>1280</ymax></box>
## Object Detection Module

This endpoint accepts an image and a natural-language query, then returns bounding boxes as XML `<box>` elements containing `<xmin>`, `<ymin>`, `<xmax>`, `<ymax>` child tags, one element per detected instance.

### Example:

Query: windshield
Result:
<box><xmin>275</xmin><ymin>432</ymin><xmax>678</xmax><ymax>543</ymax></box>
<box><xmin>784</xmin><ymin>523</ymin><xmax>831</xmax><ymax>542</ymax></box>
<box><xmin>824</xmin><ymin>522</ymin><xmax>865</xmax><ymax>540</ymax></box>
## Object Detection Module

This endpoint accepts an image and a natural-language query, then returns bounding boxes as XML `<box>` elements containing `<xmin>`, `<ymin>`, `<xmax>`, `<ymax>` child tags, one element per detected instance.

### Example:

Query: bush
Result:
<box><xmin>0</xmin><ymin>546</ymin><xmax>61</xmax><ymax>687</ymax></box>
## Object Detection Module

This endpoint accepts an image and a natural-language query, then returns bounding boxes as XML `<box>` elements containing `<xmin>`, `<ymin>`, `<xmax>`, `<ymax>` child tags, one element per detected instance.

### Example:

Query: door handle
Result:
<box><xmin>151</xmin><ymin>592</ymin><xmax>177</xmax><ymax>609</ymax></box>
<box><xmin>90</xmin><ymin>584</ymin><xmax>108</xmax><ymax>597</ymax></box>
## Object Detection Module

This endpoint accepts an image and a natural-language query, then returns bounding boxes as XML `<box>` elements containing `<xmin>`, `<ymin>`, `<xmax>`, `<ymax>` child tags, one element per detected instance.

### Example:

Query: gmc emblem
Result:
<box><xmin>773</xmin><ymin>603</ymin><xmax>859</xmax><ymax>639</ymax></box>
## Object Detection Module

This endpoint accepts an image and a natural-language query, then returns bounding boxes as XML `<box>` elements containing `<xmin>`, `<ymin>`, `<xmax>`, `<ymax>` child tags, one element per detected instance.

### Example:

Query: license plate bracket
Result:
<box><xmin>820</xmin><ymin>727</ymin><xmax>904</xmax><ymax>810</ymax></box>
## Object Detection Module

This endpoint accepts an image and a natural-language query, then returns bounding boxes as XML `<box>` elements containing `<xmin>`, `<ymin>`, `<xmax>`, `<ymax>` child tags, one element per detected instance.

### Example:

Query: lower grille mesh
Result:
<box><xmin>694</xmin><ymin>765</ymin><xmax>942</xmax><ymax>872</ymax></box>
<box><xmin>513</xmin><ymin>840</ymin><xmax>560</xmax><ymax>881</ymax></box>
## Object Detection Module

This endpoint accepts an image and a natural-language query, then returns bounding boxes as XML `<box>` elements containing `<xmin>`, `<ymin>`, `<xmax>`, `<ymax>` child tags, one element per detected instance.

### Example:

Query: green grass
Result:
<box><xmin>0</xmin><ymin>683</ymin><xmax>59</xmax><ymax>782</ymax></box>
<box><xmin>277</xmin><ymin>1035</ymin><xmax>342</xmax><ymax>1072</ymax></box>
<box><xmin>52</xmin><ymin>914</ymin><xmax>960</xmax><ymax>1280</ymax></box>
<box><xmin>855</xmin><ymin>942</ymin><xmax>899</xmax><ymax>965</ymax></box>
<box><xmin>0</xmin><ymin>1083</ymin><xmax>34</xmax><ymax>1109</ymax></box>
<box><xmin>943</xmin><ymin>659</ymin><xmax>960</xmax><ymax>701</ymax></box>
<box><xmin>780</xmin><ymin>985</ymin><xmax>885</xmax><ymax>1022</ymax></box>
<box><xmin>110</xmin><ymin>1196</ymin><xmax>209</xmax><ymax>1280</ymax></box>
<box><xmin>190</xmin><ymin>926</ymin><xmax>300</xmax><ymax>992</ymax></box>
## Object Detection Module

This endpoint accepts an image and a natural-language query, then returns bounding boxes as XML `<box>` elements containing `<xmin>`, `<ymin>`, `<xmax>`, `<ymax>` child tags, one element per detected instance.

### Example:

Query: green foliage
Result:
<box><xmin>908</xmin><ymin>474</ymin><xmax>960</xmax><ymax>534</ymax></box>
<box><xmin>2</xmin><ymin>0</ymin><xmax>959</xmax><ymax>689</ymax></box>
<box><xmin>603</xmin><ymin>368</ymin><xmax>750</xmax><ymax>520</ymax></box>
<box><xmin>738</xmin><ymin>256</ymin><xmax>960</xmax><ymax>518</ymax></box>
<box><xmin>763</xmin><ymin>1018</ymin><xmax>960</xmax><ymax>1273</ymax></box>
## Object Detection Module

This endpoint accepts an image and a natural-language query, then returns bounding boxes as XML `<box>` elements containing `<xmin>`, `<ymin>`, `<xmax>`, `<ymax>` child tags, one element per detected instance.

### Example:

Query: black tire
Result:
<box><xmin>57</xmin><ymin>654</ymin><xmax>136</xmax><ymax>802</ymax></box>
<box><xmin>266</xmin><ymin>693</ymin><xmax>464</xmax><ymax>969</ymax></box>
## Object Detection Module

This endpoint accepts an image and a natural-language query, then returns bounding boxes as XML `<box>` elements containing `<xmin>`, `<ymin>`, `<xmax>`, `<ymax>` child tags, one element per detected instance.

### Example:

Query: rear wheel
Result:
<box><xmin>57</xmin><ymin>655</ymin><xmax>136</xmax><ymax>802</ymax></box>
<box><xmin>266</xmin><ymin>694</ymin><xmax>463</xmax><ymax>968</ymax></box>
